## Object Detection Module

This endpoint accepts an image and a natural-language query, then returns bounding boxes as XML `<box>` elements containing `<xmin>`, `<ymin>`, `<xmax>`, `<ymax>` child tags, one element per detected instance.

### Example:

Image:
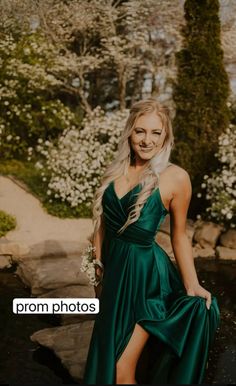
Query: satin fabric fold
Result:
<box><xmin>83</xmin><ymin>182</ymin><xmax>220</xmax><ymax>384</ymax></box>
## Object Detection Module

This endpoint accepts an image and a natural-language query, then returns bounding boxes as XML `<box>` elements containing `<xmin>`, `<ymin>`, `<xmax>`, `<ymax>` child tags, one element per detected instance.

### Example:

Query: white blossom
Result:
<box><xmin>200</xmin><ymin>125</ymin><xmax>236</xmax><ymax>228</ymax></box>
<box><xmin>35</xmin><ymin>107</ymin><xmax>128</xmax><ymax>208</ymax></box>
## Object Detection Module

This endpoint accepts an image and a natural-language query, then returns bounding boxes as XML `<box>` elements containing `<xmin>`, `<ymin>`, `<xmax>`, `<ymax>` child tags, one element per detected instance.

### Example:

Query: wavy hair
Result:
<box><xmin>92</xmin><ymin>98</ymin><xmax>174</xmax><ymax>236</ymax></box>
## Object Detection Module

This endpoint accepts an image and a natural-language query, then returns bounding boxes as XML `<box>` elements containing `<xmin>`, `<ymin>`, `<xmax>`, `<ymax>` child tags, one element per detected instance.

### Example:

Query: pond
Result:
<box><xmin>0</xmin><ymin>264</ymin><xmax>77</xmax><ymax>385</ymax></box>
<box><xmin>0</xmin><ymin>259</ymin><xmax>235</xmax><ymax>384</ymax></box>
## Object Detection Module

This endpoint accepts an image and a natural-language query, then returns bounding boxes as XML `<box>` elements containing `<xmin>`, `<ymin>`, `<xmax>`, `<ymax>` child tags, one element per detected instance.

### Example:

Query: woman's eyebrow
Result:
<box><xmin>134</xmin><ymin>126</ymin><xmax>163</xmax><ymax>131</ymax></box>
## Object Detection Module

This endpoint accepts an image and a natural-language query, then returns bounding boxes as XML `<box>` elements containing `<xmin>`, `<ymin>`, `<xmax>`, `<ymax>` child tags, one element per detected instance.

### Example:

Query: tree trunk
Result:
<box><xmin>118</xmin><ymin>66</ymin><xmax>127</xmax><ymax>111</ymax></box>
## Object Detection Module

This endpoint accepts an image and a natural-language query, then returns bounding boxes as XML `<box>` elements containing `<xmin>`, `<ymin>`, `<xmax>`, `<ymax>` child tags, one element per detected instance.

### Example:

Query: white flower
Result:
<box><xmin>23</xmin><ymin>48</ymin><xmax>31</xmax><ymax>55</ymax></box>
<box><xmin>199</xmin><ymin>125</ymin><xmax>236</xmax><ymax>227</ymax></box>
<box><xmin>80</xmin><ymin>244</ymin><xmax>102</xmax><ymax>286</ymax></box>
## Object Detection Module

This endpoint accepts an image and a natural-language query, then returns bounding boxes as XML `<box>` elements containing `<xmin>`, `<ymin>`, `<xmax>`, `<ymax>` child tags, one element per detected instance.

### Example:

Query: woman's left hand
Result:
<box><xmin>186</xmin><ymin>283</ymin><xmax>212</xmax><ymax>310</ymax></box>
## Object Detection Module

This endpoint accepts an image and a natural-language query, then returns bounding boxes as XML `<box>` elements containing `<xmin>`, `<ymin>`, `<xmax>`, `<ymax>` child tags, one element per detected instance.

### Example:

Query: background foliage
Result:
<box><xmin>172</xmin><ymin>0</ymin><xmax>230</xmax><ymax>216</ymax></box>
<box><xmin>0</xmin><ymin>0</ymin><xmax>235</xmax><ymax>227</ymax></box>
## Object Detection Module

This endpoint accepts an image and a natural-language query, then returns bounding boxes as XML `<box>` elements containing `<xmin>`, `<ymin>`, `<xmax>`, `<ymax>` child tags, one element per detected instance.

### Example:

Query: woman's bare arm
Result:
<box><xmin>169</xmin><ymin>168</ymin><xmax>212</xmax><ymax>309</ymax></box>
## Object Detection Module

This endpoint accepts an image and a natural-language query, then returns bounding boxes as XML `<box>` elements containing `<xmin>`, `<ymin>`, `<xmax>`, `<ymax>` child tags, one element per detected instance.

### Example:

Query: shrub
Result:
<box><xmin>34</xmin><ymin>107</ymin><xmax>129</xmax><ymax>208</ymax></box>
<box><xmin>172</xmin><ymin>0</ymin><xmax>230</xmax><ymax>217</ymax></box>
<box><xmin>199</xmin><ymin>124</ymin><xmax>236</xmax><ymax>228</ymax></box>
<box><xmin>0</xmin><ymin>210</ymin><xmax>16</xmax><ymax>237</ymax></box>
<box><xmin>0</xmin><ymin>31</ymin><xmax>79</xmax><ymax>160</ymax></box>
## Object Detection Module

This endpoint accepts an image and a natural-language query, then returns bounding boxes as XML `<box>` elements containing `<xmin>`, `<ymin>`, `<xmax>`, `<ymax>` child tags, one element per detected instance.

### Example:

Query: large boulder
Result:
<box><xmin>159</xmin><ymin>215</ymin><xmax>195</xmax><ymax>242</ymax></box>
<box><xmin>220</xmin><ymin>229</ymin><xmax>236</xmax><ymax>249</ymax></box>
<box><xmin>38</xmin><ymin>285</ymin><xmax>96</xmax><ymax>325</ymax></box>
<box><xmin>216</xmin><ymin>246</ymin><xmax>236</xmax><ymax>260</ymax></box>
<box><xmin>13</xmin><ymin>240</ymin><xmax>90</xmax><ymax>295</ymax></box>
<box><xmin>0</xmin><ymin>255</ymin><xmax>12</xmax><ymax>269</ymax></box>
<box><xmin>156</xmin><ymin>216</ymin><xmax>195</xmax><ymax>260</ymax></box>
<box><xmin>155</xmin><ymin>232</ymin><xmax>174</xmax><ymax>260</ymax></box>
<box><xmin>193</xmin><ymin>221</ymin><xmax>223</xmax><ymax>248</ymax></box>
<box><xmin>30</xmin><ymin>320</ymin><xmax>94</xmax><ymax>382</ymax></box>
<box><xmin>193</xmin><ymin>243</ymin><xmax>215</xmax><ymax>259</ymax></box>
<box><xmin>11</xmin><ymin>239</ymin><xmax>87</xmax><ymax>263</ymax></box>
<box><xmin>0</xmin><ymin>239</ymin><xmax>30</xmax><ymax>258</ymax></box>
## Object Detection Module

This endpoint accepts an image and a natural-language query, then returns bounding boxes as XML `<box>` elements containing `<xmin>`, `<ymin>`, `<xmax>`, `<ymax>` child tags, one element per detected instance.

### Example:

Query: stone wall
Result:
<box><xmin>156</xmin><ymin>216</ymin><xmax>236</xmax><ymax>261</ymax></box>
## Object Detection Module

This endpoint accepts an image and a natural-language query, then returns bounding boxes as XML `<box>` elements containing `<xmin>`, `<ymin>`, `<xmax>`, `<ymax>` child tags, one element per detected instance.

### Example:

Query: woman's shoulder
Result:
<box><xmin>166</xmin><ymin>163</ymin><xmax>190</xmax><ymax>178</ymax></box>
<box><xmin>162</xmin><ymin>163</ymin><xmax>191</xmax><ymax>191</ymax></box>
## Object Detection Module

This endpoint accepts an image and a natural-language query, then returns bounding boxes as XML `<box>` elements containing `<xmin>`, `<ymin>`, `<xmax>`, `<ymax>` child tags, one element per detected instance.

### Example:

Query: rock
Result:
<box><xmin>193</xmin><ymin>221</ymin><xmax>223</xmax><ymax>248</ymax></box>
<box><xmin>216</xmin><ymin>246</ymin><xmax>236</xmax><ymax>260</ymax></box>
<box><xmin>159</xmin><ymin>215</ymin><xmax>195</xmax><ymax>242</ymax></box>
<box><xmin>186</xmin><ymin>219</ymin><xmax>195</xmax><ymax>242</ymax></box>
<box><xmin>30</xmin><ymin>321</ymin><xmax>94</xmax><ymax>382</ymax></box>
<box><xmin>0</xmin><ymin>255</ymin><xmax>12</xmax><ymax>269</ymax></box>
<box><xmin>0</xmin><ymin>240</ymin><xmax>30</xmax><ymax>257</ymax></box>
<box><xmin>38</xmin><ymin>285</ymin><xmax>96</xmax><ymax>325</ymax></box>
<box><xmin>156</xmin><ymin>217</ymin><xmax>195</xmax><ymax>260</ymax></box>
<box><xmin>159</xmin><ymin>215</ymin><xmax>171</xmax><ymax>234</ymax></box>
<box><xmin>15</xmin><ymin>248</ymin><xmax>91</xmax><ymax>295</ymax></box>
<box><xmin>193</xmin><ymin>244</ymin><xmax>215</xmax><ymax>259</ymax></box>
<box><xmin>11</xmin><ymin>240</ymin><xmax>87</xmax><ymax>263</ymax></box>
<box><xmin>220</xmin><ymin>229</ymin><xmax>236</xmax><ymax>249</ymax></box>
<box><xmin>155</xmin><ymin>232</ymin><xmax>174</xmax><ymax>260</ymax></box>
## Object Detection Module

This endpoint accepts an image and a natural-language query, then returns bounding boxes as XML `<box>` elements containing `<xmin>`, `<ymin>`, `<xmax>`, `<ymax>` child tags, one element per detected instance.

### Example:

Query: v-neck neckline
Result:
<box><xmin>112</xmin><ymin>180</ymin><xmax>141</xmax><ymax>201</ymax></box>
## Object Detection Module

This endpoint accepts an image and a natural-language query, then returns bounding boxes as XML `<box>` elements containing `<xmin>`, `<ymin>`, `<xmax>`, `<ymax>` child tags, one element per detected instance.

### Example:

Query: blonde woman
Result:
<box><xmin>83</xmin><ymin>99</ymin><xmax>220</xmax><ymax>384</ymax></box>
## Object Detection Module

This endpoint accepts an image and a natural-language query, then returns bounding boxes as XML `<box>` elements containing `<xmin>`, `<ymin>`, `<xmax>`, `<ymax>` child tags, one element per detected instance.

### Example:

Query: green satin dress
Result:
<box><xmin>83</xmin><ymin>181</ymin><xmax>220</xmax><ymax>384</ymax></box>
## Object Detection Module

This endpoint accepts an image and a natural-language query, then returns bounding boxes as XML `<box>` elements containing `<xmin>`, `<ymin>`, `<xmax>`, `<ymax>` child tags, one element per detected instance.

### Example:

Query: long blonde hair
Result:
<box><xmin>92</xmin><ymin>98</ymin><xmax>174</xmax><ymax>236</ymax></box>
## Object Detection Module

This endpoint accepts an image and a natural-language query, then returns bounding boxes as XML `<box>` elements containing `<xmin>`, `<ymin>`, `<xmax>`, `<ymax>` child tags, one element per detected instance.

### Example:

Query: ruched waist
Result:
<box><xmin>106</xmin><ymin>227</ymin><xmax>155</xmax><ymax>247</ymax></box>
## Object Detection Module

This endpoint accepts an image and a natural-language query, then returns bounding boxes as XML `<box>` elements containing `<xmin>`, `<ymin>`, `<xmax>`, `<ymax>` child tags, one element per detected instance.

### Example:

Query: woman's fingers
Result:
<box><xmin>186</xmin><ymin>285</ymin><xmax>212</xmax><ymax>310</ymax></box>
<box><xmin>95</xmin><ymin>266</ymin><xmax>103</xmax><ymax>278</ymax></box>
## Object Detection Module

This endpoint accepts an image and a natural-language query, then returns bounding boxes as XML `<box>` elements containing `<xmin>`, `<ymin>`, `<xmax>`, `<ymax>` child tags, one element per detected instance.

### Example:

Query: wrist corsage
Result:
<box><xmin>80</xmin><ymin>245</ymin><xmax>104</xmax><ymax>286</ymax></box>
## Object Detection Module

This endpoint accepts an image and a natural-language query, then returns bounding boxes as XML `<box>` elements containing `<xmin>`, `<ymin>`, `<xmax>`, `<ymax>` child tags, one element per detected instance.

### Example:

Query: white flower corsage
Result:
<box><xmin>80</xmin><ymin>244</ymin><xmax>104</xmax><ymax>286</ymax></box>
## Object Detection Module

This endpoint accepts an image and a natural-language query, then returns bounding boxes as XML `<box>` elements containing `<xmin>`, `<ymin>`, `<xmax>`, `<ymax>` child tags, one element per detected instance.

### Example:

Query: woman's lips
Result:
<box><xmin>139</xmin><ymin>146</ymin><xmax>153</xmax><ymax>152</ymax></box>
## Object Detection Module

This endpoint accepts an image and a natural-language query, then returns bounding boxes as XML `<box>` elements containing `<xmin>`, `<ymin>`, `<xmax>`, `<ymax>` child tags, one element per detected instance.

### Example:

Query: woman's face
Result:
<box><xmin>129</xmin><ymin>112</ymin><xmax>166</xmax><ymax>165</ymax></box>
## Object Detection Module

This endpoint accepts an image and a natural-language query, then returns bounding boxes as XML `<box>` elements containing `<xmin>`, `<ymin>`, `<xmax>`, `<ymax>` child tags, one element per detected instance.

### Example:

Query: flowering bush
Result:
<box><xmin>200</xmin><ymin>124</ymin><xmax>236</xmax><ymax>227</ymax></box>
<box><xmin>0</xmin><ymin>31</ymin><xmax>78</xmax><ymax>159</ymax></box>
<box><xmin>35</xmin><ymin>107</ymin><xmax>129</xmax><ymax>207</ymax></box>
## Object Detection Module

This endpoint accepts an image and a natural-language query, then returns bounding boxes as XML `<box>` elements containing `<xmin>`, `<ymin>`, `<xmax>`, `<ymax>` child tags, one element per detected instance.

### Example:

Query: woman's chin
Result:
<box><xmin>136</xmin><ymin>153</ymin><xmax>155</xmax><ymax>162</ymax></box>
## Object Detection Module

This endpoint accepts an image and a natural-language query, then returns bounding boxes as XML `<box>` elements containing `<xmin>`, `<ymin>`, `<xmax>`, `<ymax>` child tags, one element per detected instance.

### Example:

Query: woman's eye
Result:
<box><xmin>134</xmin><ymin>129</ymin><xmax>161</xmax><ymax>135</ymax></box>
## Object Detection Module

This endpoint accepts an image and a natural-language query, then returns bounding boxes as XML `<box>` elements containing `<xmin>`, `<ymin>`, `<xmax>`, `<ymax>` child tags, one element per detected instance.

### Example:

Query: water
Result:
<box><xmin>0</xmin><ymin>264</ymin><xmax>78</xmax><ymax>385</ymax></box>
<box><xmin>0</xmin><ymin>259</ymin><xmax>235</xmax><ymax>384</ymax></box>
<box><xmin>195</xmin><ymin>259</ymin><xmax>236</xmax><ymax>384</ymax></box>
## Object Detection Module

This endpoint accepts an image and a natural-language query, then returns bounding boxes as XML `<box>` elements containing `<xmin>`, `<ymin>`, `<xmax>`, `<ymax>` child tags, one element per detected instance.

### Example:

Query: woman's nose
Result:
<box><xmin>142</xmin><ymin>134</ymin><xmax>152</xmax><ymax>145</ymax></box>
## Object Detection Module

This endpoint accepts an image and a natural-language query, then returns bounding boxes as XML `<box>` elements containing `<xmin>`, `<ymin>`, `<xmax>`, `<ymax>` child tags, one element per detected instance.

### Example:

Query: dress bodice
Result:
<box><xmin>102</xmin><ymin>181</ymin><xmax>168</xmax><ymax>246</ymax></box>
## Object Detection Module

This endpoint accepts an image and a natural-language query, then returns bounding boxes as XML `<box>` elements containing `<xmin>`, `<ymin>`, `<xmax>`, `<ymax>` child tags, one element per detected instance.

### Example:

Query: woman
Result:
<box><xmin>83</xmin><ymin>98</ymin><xmax>220</xmax><ymax>384</ymax></box>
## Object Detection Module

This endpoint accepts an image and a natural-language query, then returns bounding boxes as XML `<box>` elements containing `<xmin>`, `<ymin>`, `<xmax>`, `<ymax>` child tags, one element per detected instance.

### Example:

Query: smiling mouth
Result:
<box><xmin>139</xmin><ymin>146</ymin><xmax>153</xmax><ymax>152</ymax></box>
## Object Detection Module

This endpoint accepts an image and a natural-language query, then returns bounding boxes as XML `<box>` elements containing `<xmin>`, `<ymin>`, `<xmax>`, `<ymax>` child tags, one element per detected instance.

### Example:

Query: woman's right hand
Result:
<box><xmin>94</xmin><ymin>266</ymin><xmax>103</xmax><ymax>298</ymax></box>
<box><xmin>95</xmin><ymin>265</ymin><xmax>103</xmax><ymax>278</ymax></box>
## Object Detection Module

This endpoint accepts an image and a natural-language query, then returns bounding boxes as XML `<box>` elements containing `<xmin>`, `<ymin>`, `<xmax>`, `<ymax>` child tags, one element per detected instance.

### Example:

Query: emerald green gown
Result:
<box><xmin>83</xmin><ymin>181</ymin><xmax>220</xmax><ymax>384</ymax></box>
